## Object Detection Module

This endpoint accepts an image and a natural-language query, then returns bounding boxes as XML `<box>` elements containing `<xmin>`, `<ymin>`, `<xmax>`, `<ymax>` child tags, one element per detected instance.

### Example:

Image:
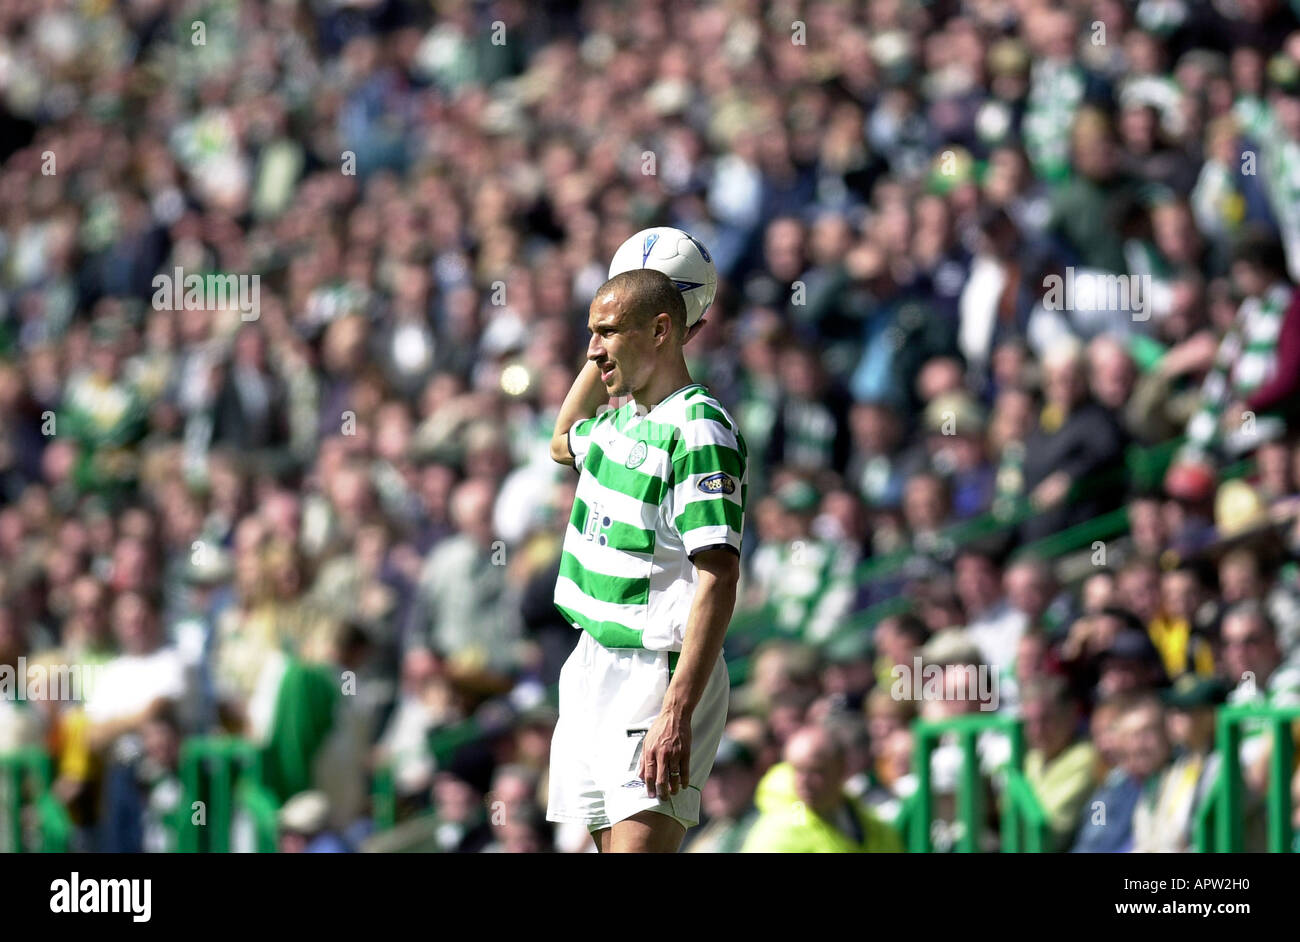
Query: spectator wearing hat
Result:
<box><xmin>1160</xmin><ymin>456</ymin><xmax>1221</xmax><ymax>559</ymax></box>
<box><xmin>741</xmin><ymin>725</ymin><xmax>902</xmax><ymax>853</ymax></box>
<box><xmin>1021</xmin><ymin>676</ymin><xmax>1100</xmax><ymax>851</ymax></box>
<box><xmin>922</xmin><ymin>393</ymin><xmax>996</xmax><ymax>520</ymax></box>
<box><xmin>817</xmin><ymin>630</ymin><xmax>876</xmax><ymax>714</ymax></box>
<box><xmin>1132</xmin><ymin>676</ymin><xmax>1229</xmax><ymax>852</ymax></box>
<box><xmin>1096</xmin><ymin>627</ymin><xmax>1170</xmax><ymax>699</ymax></box>
<box><xmin>279</xmin><ymin>790</ymin><xmax>349</xmax><ymax>853</ymax></box>
<box><xmin>682</xmin><ymin>737</ymin><xmax>760</xmax><ymax>854</ymax></box>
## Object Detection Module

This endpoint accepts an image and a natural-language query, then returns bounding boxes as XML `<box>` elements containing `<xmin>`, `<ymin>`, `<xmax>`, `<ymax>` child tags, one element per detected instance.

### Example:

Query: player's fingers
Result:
<box><xmin>643</xmin><ymin>750</ymin><xmax>657</xmax><ymax>798</ymax></box>
<box><xmin>653</xmin><ymin>746</ymin><xmax>672</xmax><ymax>800</ymax></box>
<box><xmin>677</xmin><ymin>751</ymin><xmax>690</xmax><ymax>791</ymax></box>
<box><xmin>665</xmin><ymin>745</ymin><xmax>684</xmax><ymax>795</ymax></box>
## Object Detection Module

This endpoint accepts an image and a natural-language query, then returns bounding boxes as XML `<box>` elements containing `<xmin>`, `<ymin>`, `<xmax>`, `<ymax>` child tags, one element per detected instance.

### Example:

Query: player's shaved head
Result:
<box><xmin>597</xmin><ymin>269</ymin><xmax>687</xmax><ymax>342</ymax></box>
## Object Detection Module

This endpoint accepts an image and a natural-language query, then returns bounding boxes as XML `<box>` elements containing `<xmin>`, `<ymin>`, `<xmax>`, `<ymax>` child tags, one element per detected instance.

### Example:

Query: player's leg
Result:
<box><xmin>591</xmin><ymin>826</ymin><xmax>613</xmax><ymax>852</ymax></box>
<box><xmin>546</xmin><ymin>634</ymin><xmax>610</xmax><ymax>844</ymax></box>
<box><xmin>608</xmin><ymin>810</ymin><xmax>687</xmax><ymax>852</ymax></box>
<box><xmin>600</xmin><ymin>649</ymin><xmax>730</xmax><ymax>852</ymax></box>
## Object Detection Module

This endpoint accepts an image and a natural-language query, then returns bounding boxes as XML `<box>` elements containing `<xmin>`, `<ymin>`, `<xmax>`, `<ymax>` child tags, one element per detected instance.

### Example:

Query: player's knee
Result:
<box><xmin>609</xmin><ymin>810</ymin><xmax>687</xmax><ymax>853</ymax></box>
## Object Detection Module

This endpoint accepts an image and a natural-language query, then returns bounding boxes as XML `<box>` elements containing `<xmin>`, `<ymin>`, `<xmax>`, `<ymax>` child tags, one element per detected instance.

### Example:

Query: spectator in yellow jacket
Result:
<box><xmin>742</xmin><ymin>725</ymin><xmax>903</xmax><ymax>853</ymax></box>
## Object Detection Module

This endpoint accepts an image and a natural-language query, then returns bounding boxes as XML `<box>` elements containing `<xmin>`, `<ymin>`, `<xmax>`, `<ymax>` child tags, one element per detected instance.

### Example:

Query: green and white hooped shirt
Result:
<box><xmin>555</xmin><ymin>383</ymin><xmax>748</xmax><ymax>652</ymax></box>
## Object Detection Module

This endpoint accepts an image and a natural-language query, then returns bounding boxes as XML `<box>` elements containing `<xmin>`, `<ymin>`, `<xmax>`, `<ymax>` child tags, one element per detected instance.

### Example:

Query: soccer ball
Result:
<box><xmin>608</xmin><ymin>227</ymin><xmax>717</xmax><ymax>327</ymax></box>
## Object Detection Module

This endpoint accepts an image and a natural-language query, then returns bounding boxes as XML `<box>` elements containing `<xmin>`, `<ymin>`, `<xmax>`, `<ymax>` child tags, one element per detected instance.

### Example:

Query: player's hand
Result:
<box><xmin>639</xmin><ymin>707</ymin><xmax>691</xmax><ymax>800</ymax></box>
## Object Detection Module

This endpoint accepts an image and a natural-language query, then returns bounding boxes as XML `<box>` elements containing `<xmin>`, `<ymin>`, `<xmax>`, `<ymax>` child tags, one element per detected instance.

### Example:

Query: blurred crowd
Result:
<box><xmin>3</xmin><ymin>0</ymin><xmax>1300</xmax><ymax>853</ymax></box>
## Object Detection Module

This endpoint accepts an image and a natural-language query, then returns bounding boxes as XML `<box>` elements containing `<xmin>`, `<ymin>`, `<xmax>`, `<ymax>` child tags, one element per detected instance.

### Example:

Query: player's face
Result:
<box><xmin>586</xmin><ymin>291</ymin><xmax>662</xmax><ymax>397</ymax></box>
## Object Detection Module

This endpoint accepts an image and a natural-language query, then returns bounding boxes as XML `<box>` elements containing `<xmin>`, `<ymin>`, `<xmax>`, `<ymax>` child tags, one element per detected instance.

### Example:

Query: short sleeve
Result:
<box><xmin>568</xmin><ymin>414</ymin><xmax>600</xmax><ymax>473</ymax></box>
<box><xmin>670</xmin><ymin>404</ymin><xmax>747</xmax><ymax>558</ymax></box>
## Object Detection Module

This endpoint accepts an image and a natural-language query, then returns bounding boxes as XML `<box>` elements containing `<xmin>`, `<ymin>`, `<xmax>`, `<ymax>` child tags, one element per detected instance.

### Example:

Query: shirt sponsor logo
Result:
<box><xmin>697</xmin><ymin>472</ymin><xmax>735</xmax><ymax>495</ymax></box>
<box><xmin>625</xmin><ymin>440</ymin><xmax>648</xmax><ymax>469</ymax></box>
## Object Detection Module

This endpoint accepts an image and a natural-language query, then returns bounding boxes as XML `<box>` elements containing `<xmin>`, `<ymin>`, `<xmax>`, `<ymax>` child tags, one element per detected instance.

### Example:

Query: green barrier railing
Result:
<box><xmin>176</xmin><ymin>736</ymin><xmax>278</xmax><ymax>853</ymax></box>
<box><xmin>1193</xmin><ymin>703</ymin><xmax>1300</xmax><ymax>853</ymax></box>
<box><xmin>0</xmin><ymin>746</ymin><xmax>73</xmax><ymax>852</ymax></box>
<box><xmin>900</xmin><ymin>713</ymin><xmax>1050</xmax><ymax>853</ymax></box>
<box><xmin>371</xmin><ymin>762</ymin><xmax>397</xmax><ymax>832</ymax></box>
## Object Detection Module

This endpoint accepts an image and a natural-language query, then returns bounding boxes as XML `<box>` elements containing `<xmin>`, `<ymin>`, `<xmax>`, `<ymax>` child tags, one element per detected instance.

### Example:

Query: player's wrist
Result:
<box><xmin>661</xmin><ymin>691</ymin><xmax>694</xmax><ymax>721</ymax></box>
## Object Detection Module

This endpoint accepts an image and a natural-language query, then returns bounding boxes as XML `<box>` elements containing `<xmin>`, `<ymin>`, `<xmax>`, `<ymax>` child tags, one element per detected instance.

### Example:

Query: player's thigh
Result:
<box><xmin>608</xmin><ymin>810</ymin><xmax>687</xmax><ymax>853</ymax></box>
<box><xmin>591</xmin><ymin>827</ymin><xmax>612</xmax><ymax>853</ymax></box>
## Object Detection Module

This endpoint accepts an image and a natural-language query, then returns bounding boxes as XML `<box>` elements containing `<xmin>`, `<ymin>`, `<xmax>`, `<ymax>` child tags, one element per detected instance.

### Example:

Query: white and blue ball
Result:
<box><xmin>608</xmin><ymin>226</ymin><xmax>718</xmax><ymax>326</ymax></box>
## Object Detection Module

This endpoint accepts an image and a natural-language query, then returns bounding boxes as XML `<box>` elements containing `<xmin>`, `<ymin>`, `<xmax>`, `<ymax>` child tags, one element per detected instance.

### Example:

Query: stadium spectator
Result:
<box><xmin>1132</xmin><ymin>675</ymin><xmax>1228</xmax><ymax>852</ymax></box>
<box><xmin>1219</xmin><ymin>600</ymin><xmax>1300</xmax><ymax>789</ymax></box>
<box><xmin>682</xmin><ymin>737</ymin><xmax>760</xmax><ymax>854</ymax></box>
<box><xmin>407</xmin><ymin>478</ymin><xmax>521</xmax><ymax>676</ymax></box>
<box><xmin>1021</xmin><ymin>675</ymin><xmax>1099</xmax><ymax>852</ymax></box>
<box><xmin>741</xmin><ymin>725</ymin><xmax>902</xmax><ymax>853</ymax></box>
<box><xmin>955</xmin><ymin>549</ymin><xmax>1024</xmax><ymax>676</ymax></box>
<box><xmin>1019</xmin><ymin>338</ymin><xmax>1127</xmax><ymax>542</ymax></box>
<box><xmin>1071</xmin><ymin>694</ymin><xmax>1170</xmax><ymax>853</ymax></box>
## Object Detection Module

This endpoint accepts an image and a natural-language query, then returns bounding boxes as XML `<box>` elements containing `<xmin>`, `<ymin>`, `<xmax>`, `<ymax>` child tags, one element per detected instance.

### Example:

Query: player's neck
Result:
<box><xmin>632</xmin><ymin>357</ymin><xmax>693</xmax><ymax>411</ymax></box>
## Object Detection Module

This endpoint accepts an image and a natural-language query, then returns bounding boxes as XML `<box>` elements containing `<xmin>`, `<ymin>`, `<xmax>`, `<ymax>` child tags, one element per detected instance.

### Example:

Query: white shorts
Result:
<box><xmin>546</xmin><ymin>630</ymin><xmax>729</xmax><ymax>834</ymax></box>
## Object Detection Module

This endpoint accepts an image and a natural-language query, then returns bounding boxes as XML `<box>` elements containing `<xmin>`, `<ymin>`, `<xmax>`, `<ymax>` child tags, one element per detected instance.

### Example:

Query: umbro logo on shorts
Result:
<box><xmin>623</xmin><ymin>780</ymin><xmax>645</xmax><ymax>789</ymax></box>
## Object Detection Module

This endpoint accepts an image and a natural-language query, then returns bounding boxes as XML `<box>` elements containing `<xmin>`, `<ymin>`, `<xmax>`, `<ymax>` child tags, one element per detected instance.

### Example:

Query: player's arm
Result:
<box><xmin>549</xmin><ymin>360</ymin><xmax>608</xmax><ymax>466</ymax></box>
<box><xmin>642</xmin><ymin>547</ymin><xmax>739</xmax><ymax>800</ymax></box>
<box><xmin>666</xmin><ymin>547</ymin><xmax>739</xmax><ymax>716</ymax></box>
<box><xmin>641</xmin><ymin>409</ymin><xmax>746</xmax><ymax>799</ymax></box>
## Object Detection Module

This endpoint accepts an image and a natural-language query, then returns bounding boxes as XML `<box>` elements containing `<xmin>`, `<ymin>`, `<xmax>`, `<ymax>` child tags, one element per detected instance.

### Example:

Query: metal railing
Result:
<box><xmin>0</xmin><ymin>746</ymin><xmax>73</xmax><ymax>852</ymax></box>
<box><xmin>1193</xmin><ymin>703</ymin><xmax>1300</xmax><ymax>853</ymax></box>
<box><xmin>897</xmin><ymin>713</ymin><xmax>1051</xmax><ymax>853</ymax></box>
<box><xmin>175</xmin><ymin>736</ymin><xmax>278</xmax><ymax>853</ymax></box>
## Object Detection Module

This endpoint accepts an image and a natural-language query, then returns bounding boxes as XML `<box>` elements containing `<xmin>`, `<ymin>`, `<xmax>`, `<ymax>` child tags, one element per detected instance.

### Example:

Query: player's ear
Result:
<box><xmin>654</xmin><ymin>311</ymin><xmax>673</xmax><ymax>344</ymax></box>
